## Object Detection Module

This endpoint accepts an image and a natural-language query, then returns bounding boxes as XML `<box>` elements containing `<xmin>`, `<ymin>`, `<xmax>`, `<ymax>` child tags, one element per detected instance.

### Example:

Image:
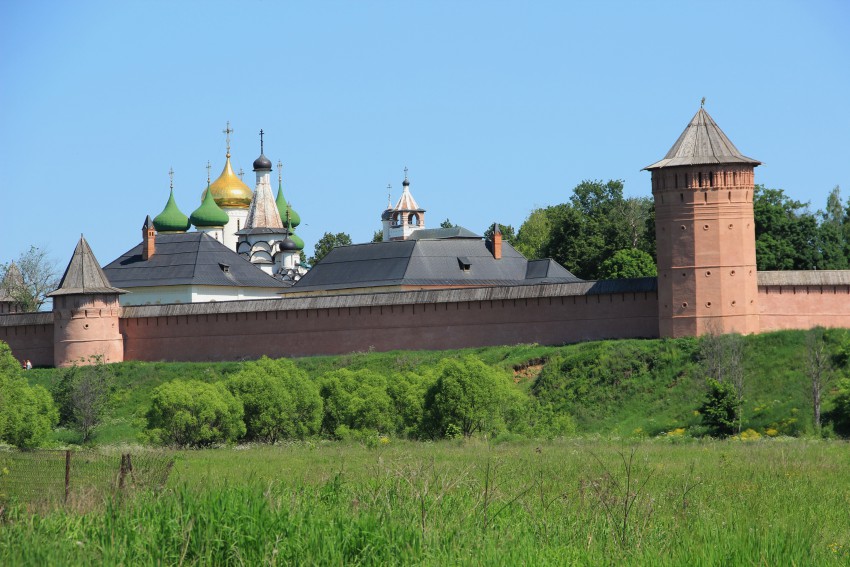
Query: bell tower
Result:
<box><xmin>644</xmin><ymin>104</ymin><xmax>761</xmax><ymax>337</ymax></box>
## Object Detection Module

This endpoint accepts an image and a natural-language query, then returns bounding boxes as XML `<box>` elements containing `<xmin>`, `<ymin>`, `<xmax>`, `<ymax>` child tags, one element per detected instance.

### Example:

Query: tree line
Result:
<box><xmin>310</xmin><ymin>181</ymin><xmax>850</xmax><ymax>277</ymax></box>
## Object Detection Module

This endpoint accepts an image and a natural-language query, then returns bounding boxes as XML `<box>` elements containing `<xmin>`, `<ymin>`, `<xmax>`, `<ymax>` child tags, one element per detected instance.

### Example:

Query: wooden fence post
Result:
<box><xmin>64</xmin><ymin>450</ymin><xmax>71</xmax><ymax>505</ymax></box>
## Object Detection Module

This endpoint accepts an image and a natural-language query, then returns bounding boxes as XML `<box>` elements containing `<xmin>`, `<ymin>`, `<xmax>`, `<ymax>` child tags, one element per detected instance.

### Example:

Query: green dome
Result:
<box><xmin>153</xmin><ymin>189</ymin><xmax>191</xmax><ymax>233</ymax></box>
<box><xmin>190</xmin><ymin>184</ymin><xmax>230</xmax><ymax>227</ymax></box>
<box><xmin>283</xmin><ymin>216</ymin><xmax>305</xmax><ymax>251</ymax></box>
<box><xmin>276</xmin><ymin>183</ymin><xmax>301</xmax><ymax>228</ymax></box>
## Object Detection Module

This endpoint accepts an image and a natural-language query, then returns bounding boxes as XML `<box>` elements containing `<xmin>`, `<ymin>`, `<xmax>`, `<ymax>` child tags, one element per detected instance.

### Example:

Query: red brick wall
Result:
<box><xmin>758</xmin><ymin>285</ymin><xmax>850</xmax><ymax>331</ymax></box>
<box><xmin>0</xmin><ymin>322</ymin><xmax>54</xmax><ymax>368</ymax></box>
<box><xmin>121</xmin><ymin>291</ymin><xmax>660</xmax><ymax>362</ymax></box>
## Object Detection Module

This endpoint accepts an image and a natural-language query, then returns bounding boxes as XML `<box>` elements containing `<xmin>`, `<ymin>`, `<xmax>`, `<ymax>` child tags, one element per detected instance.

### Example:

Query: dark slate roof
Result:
<box><xmin>102</xmin><ymin>232</ymin><xmax>289</xmax><ymax>289</ymax></box>
<box><xmin>49</xmin><ymin>236</ymin><xmax>127</xmax><ymax>297</ymax></box>
<box><xmin>287</xmin><ymin>231</ymin><xmax>582</xmax><ymax>293</ymax></box>
<box><xmin>644</xmin><ymin>107</ymin><xmax>761</xmax><ymax>170</ymax></box>
<box><xmin>408</xmin><ymin>227</ymin><xmax>482</xmax><ymax>239</ymax></box>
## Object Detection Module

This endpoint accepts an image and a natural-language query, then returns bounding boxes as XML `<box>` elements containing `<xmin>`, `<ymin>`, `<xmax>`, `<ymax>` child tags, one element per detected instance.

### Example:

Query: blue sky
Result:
<box><xmin>1</xmin><ymin>0</ymin><xmax>848</xmax><ymax>268</ymax></box>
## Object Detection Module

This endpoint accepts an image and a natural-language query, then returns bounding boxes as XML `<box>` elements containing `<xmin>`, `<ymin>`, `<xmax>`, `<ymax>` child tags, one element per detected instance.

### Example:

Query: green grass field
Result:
<box><xmin>2</xmin><ymin>439</ymin><xmax>849</xmax><ymax>565</ymax></box>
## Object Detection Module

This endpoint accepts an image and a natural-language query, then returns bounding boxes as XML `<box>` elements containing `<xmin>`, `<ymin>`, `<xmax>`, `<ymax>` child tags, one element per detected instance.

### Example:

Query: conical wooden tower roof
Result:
<box><xmin>644</xmin><ymin>107</ymin><xmax>760</xmax><ymax>170</ymax></box>
<box><xmin>48</xmin><ymin>235</ymin><xmax>126</xmax><ymax>296</ymax></box>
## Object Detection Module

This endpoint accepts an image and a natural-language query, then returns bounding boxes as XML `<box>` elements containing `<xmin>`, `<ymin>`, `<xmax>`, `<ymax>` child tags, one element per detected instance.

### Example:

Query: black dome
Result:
<box><xmin>253</xmin><ymin>153</ymin><xmax>272</xmax><ymax>171</ymax></box>
<box><xmin>279</xmin><ymin>236</ymin><xmax>300</xmax><ymax>252</ymax></box>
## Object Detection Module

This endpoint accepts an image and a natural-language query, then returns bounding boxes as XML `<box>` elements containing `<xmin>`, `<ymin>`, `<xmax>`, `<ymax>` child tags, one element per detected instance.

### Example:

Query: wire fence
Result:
<box><xmin>0</xmin><ymin>449</ymin><xmax>174</xmax><ymax>509</ymax></box>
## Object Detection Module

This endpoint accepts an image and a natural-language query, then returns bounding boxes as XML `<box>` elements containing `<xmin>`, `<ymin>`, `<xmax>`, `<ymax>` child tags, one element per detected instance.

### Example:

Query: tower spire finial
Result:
<box><xmin>206</xmin><ymin>161</ymin><xmax>211</xmax><ymax>184</ymax></box>
<box><xmin>168</xmin><ymin>167</ymin><xmax>174</xmax><ymax>190</ymax></box>
<box><xmin>387</xmin><ymin>183</ymin><xmax>392</xmax><ymax>208</ymax></box>
<box><xmin>701</xmin><ymin>96</ymin><xmax>705</xmax><ymax>108</ymax></box>
<box><xmin>404</xmin><ymin>166</ymin><xmax>409</xmax><ymax>182</ymax></box>
<box><xmin>238</xmin><ymin>167</ymin><xmax>244</xmax><ymax>180</ymax></box>
<box><xmin>223</xmin><ymin>121</ymin><xmax>233</xmax><ymax>157</ymax></box>
<box><xmin>259</xmin><ymin>129</ymin><xmax>265</xmax><ymax>154</ymax></box>
<box><xmin>277</xmin><ymin>160</ymin><xmax>283</xmax><ymax>184</ymax></box>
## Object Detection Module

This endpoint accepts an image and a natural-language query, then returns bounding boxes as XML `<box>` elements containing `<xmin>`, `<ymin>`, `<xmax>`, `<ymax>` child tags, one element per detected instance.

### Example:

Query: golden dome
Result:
<box><xmin>203</xmin><ymin>154</ymin><xmax>253</xmax><ymax>208</ymax></box>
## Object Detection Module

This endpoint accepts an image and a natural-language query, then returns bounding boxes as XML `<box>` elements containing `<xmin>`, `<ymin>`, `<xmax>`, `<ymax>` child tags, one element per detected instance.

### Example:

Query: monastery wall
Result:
<box><xmin>120</xmin><ymin>281</ymin><xmax>659</xmax><ymax>362</ymax></box>
<box><xmin>0</xmin><ymin>313</ymin><xmax>54</xmax><ymax>367</ymax></box>
<box><xmin>757</xmin><ymin>272</ymin><xmax>850</xmax><ymax>332</ymax></box>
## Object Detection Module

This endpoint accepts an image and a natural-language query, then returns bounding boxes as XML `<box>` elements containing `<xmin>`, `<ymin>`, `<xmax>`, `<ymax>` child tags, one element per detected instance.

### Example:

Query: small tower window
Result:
<box><xmin>698</xmin><ymin>172</ymin><xmax>703</xmax><ymax>187</ymax></box>
<box><xmin>709</xmin><ymin>171</ymin><xmax>714</xmax><ymax>186</ymax></box>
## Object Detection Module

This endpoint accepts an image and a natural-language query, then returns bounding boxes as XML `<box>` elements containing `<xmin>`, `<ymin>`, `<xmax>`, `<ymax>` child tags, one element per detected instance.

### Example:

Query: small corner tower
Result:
<box><xmin>49</xmin><ymin>236</ymin><xmax>127</xmax><ymax>367</ymax></box>
<box><xmin>385</xmin><ymin>167</ymin><xmax>426</xmax><ymax>241</ymax></box>
<box><xmin>644</xmin><ymin>102</ymin><xmax>761</xmax><ymax>337</ymax></box>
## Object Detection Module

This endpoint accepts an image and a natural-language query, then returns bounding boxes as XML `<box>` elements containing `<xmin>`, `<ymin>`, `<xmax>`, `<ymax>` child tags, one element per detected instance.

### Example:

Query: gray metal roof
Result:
<box><xmin>287</xmin><ymin>231</ymin><xmax>582</xmax><ymax>293</ymax></box>
<box><xmin>0</xmin><ymin>312</ymin><xmax>53</xmax><ymax>327</ymax></box>
<box><xmin>644</xmin><ymin>107</ymin><xmax>761</xmax><ymax>170</ymax></box>
<box><xmin>758</xmin><ymin>270</ymin><xmax>850</xmax><ymax>286</ymax></box>
<box><xmin>124</xmin><ymin>277</ymin><xmax>658</xmax><ymax>319</ymax></box>
<box><xmin>409</xmin><ymin>227</ymin><xmax>482</xmax><ymax>239</ymax></box>
<box><xmin>49</xmin><ymin>236</ymin><xmax>127</xmax><ymax>297</ymax></box>
<box><xmin>102</xmin><ymin>232</ymin><xmax>289</xmax><ymax>289</ymax></box>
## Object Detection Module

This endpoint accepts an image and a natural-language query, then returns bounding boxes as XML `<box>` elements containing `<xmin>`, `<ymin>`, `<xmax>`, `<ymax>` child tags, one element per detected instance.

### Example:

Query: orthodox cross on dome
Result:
<box><xmin>259</xmin><ymin>129</ymin><xmax>265</xmax><ymax>154</ymax></box>
<box><xmin>404</xmin><ymin>166</ymin><xmax>409</xmax><ymax>182</ymax></box>
<box><xmin>701</xmin><ymin>96</ymin><xmax>706</xmax><ymax>108</ymax></box>
<box><xmin>387</xmin><ymin>183</ymin><xmax>392</xmax><ymax>208</ymax></box>
<box><xmin>277</xmin><ymin>160</ymin><xmax>283</xmax><ymax>183</ymax></box>
<box><xmin>223</xmin><ymin>121</ymin><xmax>233</xmax><ymax>155</ymax></box>
<box><xmin>238</xmin><ymin>167</ymin><xmax>245</xmax><ymax>180</ymax></box>
<box><xmin>206</xmin><ymin>161</ymin><xmax>211</xmax><ymax>184</ymax></box>
<box><xmin>168</xmin><ymin>167</ymin><xmax>174</xmax><ymax>189</ymax></box>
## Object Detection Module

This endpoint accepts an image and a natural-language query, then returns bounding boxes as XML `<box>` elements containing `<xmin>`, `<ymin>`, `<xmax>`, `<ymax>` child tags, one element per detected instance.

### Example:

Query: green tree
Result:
<box><xmin>439</xmin><ymin>218</ymin><xmax>456</xmax><ymax>229</ymax></box>
<box><xmin>319</xmin><ymin>369</ymin><xmax>394</xmax><ymax>436</ymax></box>
<box><xmin>52</xmin><ymin>356</ymin><xmax>115</xmax><ymax>443</ymax></box>
<box><xmin>753</xmin><ymin>186</ymin><xmax>819</xmax><ymax>270</ymax></box>
<box><xmin>815</xmin><ymin>186</ymin><xmax>848</xmax><ymax>270</ymax></box>
<box><xmin>371</xmin><ymin>230</ymin><xmax>383</xmax><ymax>243</ymax></box>
<box><xmin>145</xmin><ymin>380</ymin><xmax>245</xmax><ymax>447</ymax></box>
<box><xmin>514</xmin><ymin>207</ymin><xmax>554</xmax><ymax>260</ymax></box>
<box><xmin>699</xmin><ymin>379</ymin><xmax>738</xmax><ymax>437</ymax></box>
<box><xmin>308</xmin><ymin>232</ymin><xmax>353</xmax><ymax>265</ymax></box>
<box><xmin>0</xmin><ymin>342</ymin><xmax>58</xmax><ymax>448</ymax></box>
<box><xmin>534</xmin><ymin>180</ymin><xmax>654</xmax><ymax>279</ymax></box>
<box><xmin>0</xmin><ymin>246</ymin><xmax>59</xmax><ymax>312</ymax></box>
<box><xmin>423</xmin><ymin>356</ymin><xmax>514</xmax><ymax>438</ymax></box>
<box><xmin>226</xmin><ymin>357</ymin><xmax>322</xmax><ymax>442</ymax></box>
<box><xmin>825</xmin><ymin>379</ymin><xmax>850</xmax><ymax>438</ymax></box>
<box><xmin>598</xmin><ymin>248</ymin><xmax>657</xmax><ymax>279</ymax></box>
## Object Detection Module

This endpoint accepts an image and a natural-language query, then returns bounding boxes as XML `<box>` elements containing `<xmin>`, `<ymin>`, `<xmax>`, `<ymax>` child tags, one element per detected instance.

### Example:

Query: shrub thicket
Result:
<box><xmin>0</xmin><ymin>342</ymin><xmax>58</xmax><ymax>448</ymax></box>
<box><xmin>145</xmin><ymin>380</ymin><xmax>245</xmax><ymax>447</ymax></box>
<box><xmin>227</xmin><ymin>357</ymin><xmax>322</xmax><ymax>442</ymax></box>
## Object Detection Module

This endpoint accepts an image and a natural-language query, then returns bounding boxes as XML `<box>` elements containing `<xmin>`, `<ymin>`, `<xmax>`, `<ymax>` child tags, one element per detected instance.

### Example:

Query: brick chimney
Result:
<box><xmin>142</xmin><ymin>215</ymin><xmax>156</xmax><ymax>260</ymax></box>
<box><xmin>491</xmin><ymin>223</ymin><xmax>502</xmax><ymax>260</ymax></box>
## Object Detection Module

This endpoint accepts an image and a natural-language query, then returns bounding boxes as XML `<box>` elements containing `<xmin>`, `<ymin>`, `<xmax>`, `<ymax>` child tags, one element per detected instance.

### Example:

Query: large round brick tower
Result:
<box><xmin>48</xmin><ymin>235</ymin><xmax>126</xmax><ymax>367</ymax></box>
<box><xmin>644</xmin><ymin>105</ymin><xmax>761</xmax><ymax>337</ymax></box>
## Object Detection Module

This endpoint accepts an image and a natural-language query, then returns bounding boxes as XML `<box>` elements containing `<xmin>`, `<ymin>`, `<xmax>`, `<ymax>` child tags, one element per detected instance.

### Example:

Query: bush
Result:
<box><xmin>226</xmin><ymin>357</ymin><xmax>322</xmax><ymax>442</ymax></box>
<box><xmin>423</xmin><ymin>356</ymin><xmax>515</xmax><ymax>438</ymax></box>
<box><xmin>825</xmin><ymin>379</ymin><xmax>850</xmax><ymax>438</ymax></box>
<box><xmin>319</xmin><ymin>369</ymin><xmax>394</xmax><ymax>436</ymax></box>
<box><xmin>0</xmin><ymin>342</ymin><xmax>58</xmax><ymax>448</ymax></box>
<box><xmin>145</xmin><ymin>380</ymin><xmax>245</xmax><ymax>447</ymax></box>
<box><xmin>699</xmin><ymin>379</ymin><xmax>738</xmax><ymax>437</ymax></box>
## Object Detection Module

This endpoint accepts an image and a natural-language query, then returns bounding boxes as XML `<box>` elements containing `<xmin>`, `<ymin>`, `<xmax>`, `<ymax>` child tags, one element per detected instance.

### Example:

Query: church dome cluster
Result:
<box><xmin>147</xmin><ymin>123</ymin><xmax>307</xmax><ymax>282</ymax></box>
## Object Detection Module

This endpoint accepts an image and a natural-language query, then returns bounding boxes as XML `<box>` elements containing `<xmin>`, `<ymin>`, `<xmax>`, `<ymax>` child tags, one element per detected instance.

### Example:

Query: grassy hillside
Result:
<box><xmin>25</xmin><ymin>330</ymin><xmax>849</xmax><ymax>445</ymax></box>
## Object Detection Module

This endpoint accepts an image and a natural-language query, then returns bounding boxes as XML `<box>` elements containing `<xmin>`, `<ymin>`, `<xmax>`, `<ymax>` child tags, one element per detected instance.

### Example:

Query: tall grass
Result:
<box><xmin>2</xmin><ymin>439</ymin><xmax>849</xmax><ymax>565</ymax></box>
